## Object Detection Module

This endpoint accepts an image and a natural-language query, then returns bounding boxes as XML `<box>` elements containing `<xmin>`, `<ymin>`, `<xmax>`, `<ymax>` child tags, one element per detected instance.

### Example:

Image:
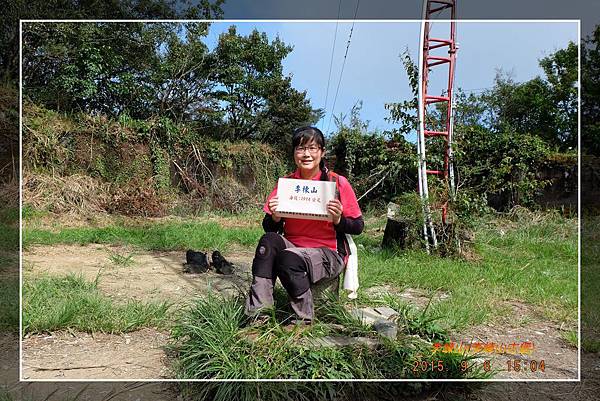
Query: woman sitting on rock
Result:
<box><xmin>245</xmin><ymin>126</ymin><xmax>364</xmax><ymax>325</ymax></box>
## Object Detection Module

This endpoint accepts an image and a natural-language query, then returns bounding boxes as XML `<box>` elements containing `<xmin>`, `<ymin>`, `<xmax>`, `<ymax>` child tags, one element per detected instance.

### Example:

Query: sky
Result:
<box><xmin>202</xmin><ymin>21</ymin><xmax>578</xmax><ymax>136</ymax></box>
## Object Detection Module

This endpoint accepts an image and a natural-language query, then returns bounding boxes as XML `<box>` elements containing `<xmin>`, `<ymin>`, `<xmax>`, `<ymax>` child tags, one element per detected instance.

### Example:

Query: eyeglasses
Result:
<box><xmin>295</xmin><ymin>145</ymin><xmax>322</xmax><ymax>154</ymax></box>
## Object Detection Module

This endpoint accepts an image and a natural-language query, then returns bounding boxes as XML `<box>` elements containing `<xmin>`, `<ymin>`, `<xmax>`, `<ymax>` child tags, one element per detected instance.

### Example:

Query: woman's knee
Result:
<box><xmin>276</xmin><ymin>250</ymin><xmax>310</xmax><ymax>298</ymax></box>
<box><xmin>251</xmin><ymin>232</ymin><xmax>286</xmax><ymax>279</ymax></box>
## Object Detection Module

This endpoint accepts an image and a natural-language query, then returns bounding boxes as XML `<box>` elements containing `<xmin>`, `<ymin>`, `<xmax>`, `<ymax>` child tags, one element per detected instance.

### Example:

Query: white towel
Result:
<box><xmin>343</xmin><ymin>234</ymin><xmax>359</xmax><ymax>299</ymax></box>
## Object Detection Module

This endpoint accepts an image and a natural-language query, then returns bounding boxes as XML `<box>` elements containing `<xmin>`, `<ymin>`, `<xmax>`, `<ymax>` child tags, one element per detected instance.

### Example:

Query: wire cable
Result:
<box><xmin>325</xmin><ymin>0</ymin><xmax>360</xmax><ymax>134</ymax></box>
<box><xmin>322</xmin><ymin>0</ymin><xmax>343</xmax><ymax>125</ymax></box>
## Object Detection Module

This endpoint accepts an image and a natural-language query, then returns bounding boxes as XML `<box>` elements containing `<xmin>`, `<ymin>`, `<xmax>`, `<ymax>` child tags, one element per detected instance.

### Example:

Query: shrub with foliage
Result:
<box><xmin>454</xmin><ymin>126</ymin><xmax>551</xmax><ymax>209</ymax></box>
<box><xmin>329</xmin><ymin>103</ymin><xmax>416</xmax><ymax>205</ymax></box>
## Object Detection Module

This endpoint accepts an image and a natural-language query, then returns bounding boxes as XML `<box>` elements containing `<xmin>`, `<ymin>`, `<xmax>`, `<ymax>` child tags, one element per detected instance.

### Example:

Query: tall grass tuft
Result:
<box><xmin>170</xmin><ymin>292</ymin><xmax>490</xmax><ymax>383</ymax></box>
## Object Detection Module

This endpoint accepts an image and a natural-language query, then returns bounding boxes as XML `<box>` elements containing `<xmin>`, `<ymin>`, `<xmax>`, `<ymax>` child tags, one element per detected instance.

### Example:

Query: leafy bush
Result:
<box><xmin>329</xmin><ymin>104</ymin><xmax>416</xmax><ymax>204</ymax></box>
<box><xmin>454</xmin><ymin>126</ymin><xmax>551</xmax><ymax>209</ymax></box>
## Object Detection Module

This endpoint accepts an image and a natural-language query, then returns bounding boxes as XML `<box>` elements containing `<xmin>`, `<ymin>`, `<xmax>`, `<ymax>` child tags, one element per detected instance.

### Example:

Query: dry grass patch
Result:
<box><xmin>23</xmin><ymin>173</ymin><xmax>110</xmax><ymax>215</ymax></box>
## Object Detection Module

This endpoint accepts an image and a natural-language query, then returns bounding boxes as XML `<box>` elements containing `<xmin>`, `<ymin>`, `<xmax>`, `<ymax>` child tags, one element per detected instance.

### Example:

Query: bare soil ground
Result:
<box><xmin>24</xmin><ymin>244</ymin><xmax>255</xmax><ymax>303</ymax></box>
<box><xmin>453</xmin><ymin>318</ymin><xmax>578</xmax><ymax>379</ymax></box>
<box><xmin>2</xmin><ymin>355</ymin><xmax>599</xmax><ymax>401</ymax></box>
<box><xmin>22</xmin><ymin>244</ymin><xmax>255</xmax><ymax>380</ymax></box>
<box><xmin>22</xmin><ymin>329</ymin><xmax>170</xmax><ymax>380</ymax></box>
<box><xmin>366</xmin><ymin>285</ymin><xmax>578</xmax><ymax>379</ymax></box>
<box><xmin>22</xmin><ymin>244</ymin><xmax>579</xmax><ymax>381</ymax></box>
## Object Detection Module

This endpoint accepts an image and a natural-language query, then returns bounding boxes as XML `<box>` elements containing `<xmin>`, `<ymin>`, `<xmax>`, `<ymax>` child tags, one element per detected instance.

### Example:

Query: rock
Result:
<box><xmin>350</xmin><ymin>306</ymin><xmax>400</xmax><ymax>326</ymax></box>
<box><xmin>350</xmin><ymin>307</ymin><xmax>384</xmax><ymax>325</ymax></box>
<box><xmin>373</xmin><ymin>319</ymin><xmax>398</xmax><ymax>340</ymax></box>
<box><xmin>374</xmin><ymin>306</ymin><xmax>399</xmax><ymax>319</ymax></box>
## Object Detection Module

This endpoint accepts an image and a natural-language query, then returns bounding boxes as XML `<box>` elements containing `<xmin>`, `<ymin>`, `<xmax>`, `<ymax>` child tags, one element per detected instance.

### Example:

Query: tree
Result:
<box><xmin>385</xmin><ymin>48</ymin><xmax>419</xmax><ymax>139</ymax></box>
<box><xmin>258</xmin><ymin>75</ymin><xmax>323</xmax><ymax>148</ymax></box>
<box><xmin>478</xmin><ymin>42</ymin><xmax>578</xmax><ymax>150</ymax></box>
<box><xmin>483</xmin><ymin>74</ymin><xmax>557</xmax><ymax>143</ymax></box>
<box><xmin>539</xmin><ymin>41</ymin><xmax>578</xmax><ymax>147</ymax></box>
<box><xmin>1</xmin><ymin>0</ymin><xmax>225</xmax><ymax>83</ymax></box>
<box><xmin>582</xmin><ymin>25</ymin><xmax>600</xmax><ymax>156</ymax></box>
<box><xmin>453</xmin><ymin>127</ymin><xmax>551</xmax><ymax>209</ymax></box>
<box><xmin>383</xmin><ymin>45</ymin><xmax>561</xmax><ymax>209</ymax></box>
<box><xmin>22</xmin><ymin>22</ymin><xmax>322</xmax><ymax>154</ymax></box>
<box><xmin>151</xmin><ymin>23</ymin><xmax>220</xmax><ymax>124</ymax></box>
<box><xmin>211</xmin><ymin>26</ymin><xmax>318</xmax><ymax>146</ymax></box>
<box><xmin>23</xmin><ymin>22</ymin><xmax>218</xmax><ymax>122</ymax></box>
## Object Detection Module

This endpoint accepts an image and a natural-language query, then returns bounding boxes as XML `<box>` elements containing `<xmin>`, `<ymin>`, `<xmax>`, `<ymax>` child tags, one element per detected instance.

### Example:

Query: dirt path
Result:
<box><xmin>366</xmin><ymin>286</ymin><xmax>578</xmax><ymax>379</ymax></box>
<box><xmin>453</xmin><ymin>317</ymin><xmax>578</xmax><ymax>379</ymax></box>
<box><xmin>23</xmin><ymin>244</ymin><xmax>255</xmax><ymax>380</ymax></box>
<box><xmin>22</xmin><ymin>244</ymin><xmax>578</xmax><ymax>380</ymax></box>
<box><xmin>24</xmin><ymin>244</ymin><xmax>255</xmax><ymax>303</ymax></box>
<box><xmin>22</xmin><ymin>329</ymin><xmax>170</xmax><ymax>380</ymax></box>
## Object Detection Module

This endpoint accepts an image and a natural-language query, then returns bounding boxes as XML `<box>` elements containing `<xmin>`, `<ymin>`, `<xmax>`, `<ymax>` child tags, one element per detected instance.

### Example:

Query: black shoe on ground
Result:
<box><xmin>184</xmin><ymin>250</ymin><xmax>209</xmax><ymax>273</ymax></box>
<box><xmin>211</xmin><ymin>250</ymin><xmax>234</xmax><ymax>275</ymax></box>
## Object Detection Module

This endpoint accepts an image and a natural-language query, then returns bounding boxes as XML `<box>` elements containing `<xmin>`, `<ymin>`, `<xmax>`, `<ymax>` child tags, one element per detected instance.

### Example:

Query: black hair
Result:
<box><xmin>292</xmin><ymin>126</ymin><xmax>328</xmax><ymax>179</ymax></box>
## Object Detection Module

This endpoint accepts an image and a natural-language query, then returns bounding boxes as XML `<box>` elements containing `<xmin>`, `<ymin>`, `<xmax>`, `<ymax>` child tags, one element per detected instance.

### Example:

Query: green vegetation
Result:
<box><xmin>379</xmin><ymin>44</ymin><xmax>576</xmax><ymax>211</ymax></box>
<box><xmin>170</xmin><ymin>292</ymin><xmax>490</xmax><ymax>380</ymax></box>
<box><xmin>583</xmin><ymin>26</ymin><xmax>600</xmax><ymax>155</ymax></box>
<box><xmin>355</xmin><ymin>209</ymin><xmax>577</xmax><ymax>330</ymax></box>
<box><xmin>19</xmin><ymin>21</ymin><xmax>583</xmax><ymax>224</ymax></box>
<box><xmin>24</xmin><ymin>220</ymin><xmax>263</xmax><ymax>251</ymax></box>
<box><xmin>22</xmin><ymin>22</ymin><xmax>316</xmax><ymax>149</ymax></box>
<box><xmin>22</xmin><ymin>104</ymin><xmax>289</xmax><ymax>216</ymax></box>
<box><xmin>0</xmin><ymin>275</ymin><xmax>19</xmax><ymax>331</ymax></box>
<box><xmin>177</xmin><ymin>382</ymin><xmax>440</xmax><ymax>401</ymax></box>
<box><xmin>329</xmin><ymin>102</ymin><xmax>416</xmax><ymax>202</ymax></box>
<box><xmin>0</xmin><ymin>205</ymin><xmax>18</xmax><ymax>331</ymax></box>
<box><xmin>107</xmin><ymin>250</ymin><xmax>135</xmax><ymax>267</ymax></box>
<box><xmin>24</xmin><ymin>208</ymin><xmax>577</xmax><ymax>333</ymax></box>
<box><xmin>23</xmin><ymin>273</ymin><xmax>170</xmax><ymax>334</ymax></box>
<box><xmin>11</xmin><ymin>15</ymin><xmax>587</xmax><ymax>390</ymax></box>
<box><xmin>561</xmin><ymin>330</ymin><xmax>578</xmax><ymax>348</ymax></box>
<box><xmin>582</xmin><ymin>215</ymin><xmax>600</xmax><ymax>352</ymax></box>
<box><xmin>0</xmin><ymin>207</ymin><xmax>18</xmax><ymax>253</ymax></box>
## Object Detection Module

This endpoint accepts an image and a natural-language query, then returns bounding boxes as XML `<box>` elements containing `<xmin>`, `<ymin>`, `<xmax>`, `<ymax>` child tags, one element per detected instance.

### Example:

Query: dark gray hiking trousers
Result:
<box><xmin>245</xmin><ymin>234</ymin><xmax>344</xmax><ymax>321</ymax></box>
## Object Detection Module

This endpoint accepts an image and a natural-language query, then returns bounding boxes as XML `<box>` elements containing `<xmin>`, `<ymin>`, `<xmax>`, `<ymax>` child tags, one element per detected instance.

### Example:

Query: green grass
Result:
<box><xmin>0</xmin><ymin>275</ymin><xmax>19</xmax><ymax>331</ymax></box>
<box><xmin>170</xmin><ymin>292</ymin><xmax>491</xmax><ymax>381</ymax></box>
<box><xmin>19</xmin><ymin>207</ymin><xmax>575</xmax><ymax>385</ymax></box>
<box><xmin>23</xmin><ymin>209</ymin><xmax>578</xmax><ymax>334</ymax></box>
<box><xmin>353</xmin><ymin>211</ymin><xmax>578</xmax><ymax>331</ymax></box>
<box><xmin>177</xmin><ymin>382</ymin><xmax>440</xmax><ymax>401</ymax></box>
<box><xmin>582</xmin><ymin>214</ymin><xmax>600</xmax><ymax>352</ymax></box>
<box><xmin>24</xmin><ymin>221</ymin><xmax>263</xmax><ymax>251</ymax></box>
<box><xmin>0</xmin><ymin>206</ymin><xmax>18</xmax><ymax>223</ymax></box>
<box><xmin>23</xmin><ymin>273</ymin><xmax>171</xmax><ymax>334</ymax></box>
<box><xmin>561</xmin><ymin>330</ymin><xmax>578</xmax><ymax>348</ymax></box>
<box><xmin>107</xmin><ymin>250</ymin><xmax>135</xmax><ymax>267</ymax></box>
<box><xmin>0</xmin><ymin>224</ymin><xmax>18</xmax><ymax>252</ymax></box>
<box><xmin>0</xmin><ymin>206</ymin><xmax>19</xmax><ymax>253</ymax></box>
<box><xmin>0</xmin><ymin>391</ymin><xmax>13</xmax><ymax>401</ymax></box>
<box><xmin>582</xmin><ymin>338</ymin><xmax>600</xmax><ymax>353</ymax></box>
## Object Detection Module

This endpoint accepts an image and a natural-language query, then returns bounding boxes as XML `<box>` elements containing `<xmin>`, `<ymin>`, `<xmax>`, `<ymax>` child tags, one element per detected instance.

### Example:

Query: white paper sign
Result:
<box><xmin>276</xmin><ymin>178</ymin><xmax>337</xmax><ymax>221</ymax></box>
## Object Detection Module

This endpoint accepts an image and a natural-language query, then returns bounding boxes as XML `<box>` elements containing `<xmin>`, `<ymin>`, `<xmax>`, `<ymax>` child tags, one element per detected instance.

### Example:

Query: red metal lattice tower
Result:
<box><xmin>417</xmin><ymin>0</ymin><xmax>458</xmax><ymax>249</ymax></box>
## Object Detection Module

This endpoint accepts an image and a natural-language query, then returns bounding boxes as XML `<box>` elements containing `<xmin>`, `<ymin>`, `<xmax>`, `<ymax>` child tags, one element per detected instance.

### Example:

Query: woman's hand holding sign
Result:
<box><xmin>327</xmin><ymin>199</ymin><xmax>343</xmax><ymax>225</ymax></box>
<box><xmin>268</xmin><ymin>196</ymin><xmax>281</xmax><ymax>222</ymax></box>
